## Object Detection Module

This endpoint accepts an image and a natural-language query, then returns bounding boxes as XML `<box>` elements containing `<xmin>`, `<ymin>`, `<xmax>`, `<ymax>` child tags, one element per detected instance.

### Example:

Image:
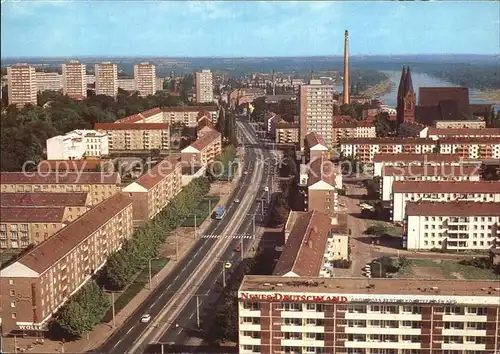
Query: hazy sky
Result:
<box><xmin>1</xmin><ymin>1</ymin><xmax>499</xmax><ymax>57</ymax></box>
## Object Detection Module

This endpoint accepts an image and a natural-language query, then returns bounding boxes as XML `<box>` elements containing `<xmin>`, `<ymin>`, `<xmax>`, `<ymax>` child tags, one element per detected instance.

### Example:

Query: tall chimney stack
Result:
<box><xmin>272</xmin><ymin>70</ymin><xmax>276</xmax><ymax>96</ymax></box>
<box><xmin>343</xmin><ymin>30</ymin><xmax>350</xmax><ymax>105</ymax></box>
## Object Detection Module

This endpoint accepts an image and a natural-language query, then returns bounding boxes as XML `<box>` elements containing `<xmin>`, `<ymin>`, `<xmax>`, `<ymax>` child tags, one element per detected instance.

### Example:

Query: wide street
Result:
<box><xmin>94</xmin><ymin>119</ymin><xmax>273</xmax><ymax>354</ymax></box>
<box><xmin>155</xmin><ymin>122</ymin><xmax>274</xmax><ymax>346</ymax></box>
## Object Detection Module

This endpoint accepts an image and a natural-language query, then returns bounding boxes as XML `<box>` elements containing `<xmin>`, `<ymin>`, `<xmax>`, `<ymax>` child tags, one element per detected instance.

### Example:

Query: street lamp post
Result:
<box><xmin>195</xmin><ymin>294</ymin><xmax>209</xmax><ymax>328</ymax></box>
<box><xmin>102</xmin><ymin>287</ymin><xmax>117</xmax><ymax>328</ymax></box>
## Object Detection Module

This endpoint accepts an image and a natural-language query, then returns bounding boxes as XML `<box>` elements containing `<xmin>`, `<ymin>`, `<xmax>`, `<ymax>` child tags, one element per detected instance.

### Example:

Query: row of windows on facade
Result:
<box><xmin>241</xmin><ymin>345</ymin><xmax>485</xmax><ymax>354</ymax></box>
<box><xmin>241</xmin><ymin>302</ymin><xmax>489</xmax><ymax>315</ymax></box>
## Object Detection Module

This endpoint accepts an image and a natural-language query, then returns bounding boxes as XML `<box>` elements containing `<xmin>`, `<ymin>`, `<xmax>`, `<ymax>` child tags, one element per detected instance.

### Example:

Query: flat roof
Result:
<box><xmin>407</xmin><ymin>201</ymin><xmax>500</xmax><ymax>217</ymax></box>
<box><xmin>239</xmin><ymin>275</ymin><xmax>500</xmax><ymax>298</ymax></box>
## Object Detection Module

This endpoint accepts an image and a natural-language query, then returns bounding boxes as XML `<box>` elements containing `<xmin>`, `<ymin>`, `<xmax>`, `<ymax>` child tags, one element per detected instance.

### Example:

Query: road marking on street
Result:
<box><xmin>200</xmin><ymin>234</ymin><xmax>253</xmax><ymax>239</ymax></box>
<box><xmin>174</xmin><ymin>275</ymin><xmax>179</xmax><ymax>280</ymax></box>
<box><xmin>177</xmin><ymin>328</ymin><xmax>183</xmax><ymax>335</ymax></box>
<box><xmin>187</xmin><ymin>259</ymin><xmax>192</xmax><ymax>265</ymax></box>
<box><xmin>112</xmin><ymin>338</ymin><xmax>123</xmax><ymax>350</ymax></box>
<box><xmin>126</xmin><ymin>327</ymin><xmax>134</xmax><ymax>335</ymax></box>
<box><xmin>189</xmin><ymin>312</ymin><xmax>194</xmax><ymax>319</ymax></box>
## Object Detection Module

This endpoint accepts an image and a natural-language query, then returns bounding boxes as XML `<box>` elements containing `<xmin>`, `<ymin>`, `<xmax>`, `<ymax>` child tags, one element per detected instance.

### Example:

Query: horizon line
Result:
<box><xmin>1</xmin><ymin>53</ymin><xmax>499</xmax><ymax>61</ymax></box>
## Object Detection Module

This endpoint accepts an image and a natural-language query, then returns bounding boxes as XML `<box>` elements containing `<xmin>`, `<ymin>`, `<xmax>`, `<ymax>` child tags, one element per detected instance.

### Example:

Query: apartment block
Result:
<box><xmin>406</xmin><ymin>201</ymin><xmax>500</xmax><ymax>251</ymax></box>
<box><xmin>195</xmin><ymin>69</ymin><xmax>214</xmax><ymax>103</ymax></box>
<box><xmin>299</xmin><ymin>159</ymin><xmax>341</xmax><ymax>216</ymax></box>
<box><xmin>434</xmin><ymin>120</ymin><xmax>486</xmax><ymax>129</ymax></box>
<box><xmin>279</xmin><ymin>211</ymin><xmax>349</xmax><ymax>278</ymax></box>
<box><xmin>438</xmin><ymin>137</ymin><xmax>500</xmax><ymax>160</ymax></box>
<box><xmin>95</xmin><ymin>62</ymin><xmax>118</xmax><ymax>98</ymax></box>
<box><xmin>373</xmin><ymin>153</ymin><xmax>464</xmax><ymax>177</ymax></box>
<box><xmin>116</xmin><ymin>106</ymin><xmax>219</xmax><ymax>127</ymax></box>
<box><xmin>299</xmin><ymin>80</ymin><xmax>336</xmax><ymax>150</ymax></box>
<box><xmin>229</xmin><ymin>88</ymin><xmax>266</xmax><ymax>109</ymax></box>
<box><xmin>181</xmin><ymin>129</ymin><xmax>222</xmax><ymax>167</ymax></box>
<box><xmin>7</xmin><ymin>64</ymin><xmax>38</xmax><ymax>107</ymax></box>
<box><xmin>134</xmin><ymin>62</ymin><xmax>156</xmax><ymax>97</ymax></box>
<box><xmin>237</xmin><ymin>276</ymin><xmax>500</xmax><ymax>354</ymax></box>
<box><xmin>332</xmin><ymin>116</ymin><xmax>376</xmax><ymax>143</ymax></box>
<box><xmin>122</xmin><ymin>155</ymin><xmax>182</xmax><ymax>223</ymax></box>
<box><xmin>340</xmin><ymin>138</ymin><xmax>437</xmax><ymax>163</ymax></box>
<box><xmin>35</xmin><ymin>72</ymin><xmax>62</xmax><ymax>92</ymax></box>
<box><xmin>94</xmin><ymin>123</ymin><xmax>170</xmax><ymax>152</ymax></box>
<box><xmin>273</xmin><ymin>119</ymin><xmax>299</xmax><ymax>145</ymax></box>
<box><xmin>391</xmin><ymin>181</ymin><xmax>500</xmax><ymax>222</ymax></box>
<box><xmin>61</xmin><ymin>60</ymin><xmax>87</xmax><ymax>98</ymax></box>
<box><xmin>0</xmin><ymin>193</ymin><xmax>134</xmax><ymax>335</ymax></box>
<box><xmin>0</xmin><ymin>172</ymin><xmax>121</xmax><ymax>206</ymax></box>
<box><xmin>304</xmin><ymin>132</ymin><xmax>329</xmax><ymax>162</ymax></box>
<box><xmin>46</xmin><ymin>130</ymin><xmax>109</xmax><ymax>160</ymax></box>
<box><xmin>380</xmin><ymin>164</ymin><xmax>482</xmax><ymax>201</ymax></box>
<box><xmin>117</xmin><ymin>78</ymin><xmax>135</xmax><ymax>91</ymax></box>
<box><xmin>421</xmin><ymin>127</ymin><xmax>500</xmax><ymax>140</ymax></box>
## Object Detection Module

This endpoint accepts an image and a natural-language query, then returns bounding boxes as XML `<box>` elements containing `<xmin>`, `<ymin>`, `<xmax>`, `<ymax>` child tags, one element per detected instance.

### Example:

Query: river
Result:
<box><xmin>336</xmin><ymin>71</ymin><xmax>499</xmax><ymax>111</ymax></box>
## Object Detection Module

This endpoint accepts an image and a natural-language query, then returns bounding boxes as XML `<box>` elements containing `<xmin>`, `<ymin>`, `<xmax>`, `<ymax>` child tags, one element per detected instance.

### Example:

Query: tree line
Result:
<box><xmin>52</xmin><ymin>177</ymin><xmax>211</xmax><ymax>338</ymax></box>
<box><xmin>0</xmin><ymin>88</ymin><xmax>216</xmax><ymax>172</ymax></box>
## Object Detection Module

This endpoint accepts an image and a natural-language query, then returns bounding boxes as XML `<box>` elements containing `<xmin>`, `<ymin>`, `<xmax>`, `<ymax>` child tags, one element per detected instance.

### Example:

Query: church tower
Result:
<box><xmin>396</xmin><ymin>65</ymin><xmax>416</xmax><ymax>126</ymax></box>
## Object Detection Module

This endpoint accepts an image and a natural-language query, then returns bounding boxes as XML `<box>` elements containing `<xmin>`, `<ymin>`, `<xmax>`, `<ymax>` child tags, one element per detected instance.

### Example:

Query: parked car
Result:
<box><xmin>141</xmin><ymin>314</ymin><xmax>151</xmax><ymax>323</ymax></box>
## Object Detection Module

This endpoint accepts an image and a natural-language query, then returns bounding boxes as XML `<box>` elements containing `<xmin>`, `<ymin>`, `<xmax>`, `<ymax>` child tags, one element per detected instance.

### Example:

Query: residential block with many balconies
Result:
<box><xmin>7</xmin><ymin>64</ymin><xmax>38</xmax><ymax>107</ymax></box>
<box><xmin>134</xmin><ymin>62</ymin><xmax>156</xmax><ymax>97</ymax></box>
<box><xmin>61</xmin><ymin>60</ymin><xmax>87</xmax><ymax>99</ymax></box>
<box><xmin>391</xmin><ymin>180</ymin><xmax>500</xmax><ymax>223</ymax></box>
<box><xmin>0</xmin><ymin>192</ymin><xmax>91</xmax><ymax>250</ymax></box>
<box><xmin>405</xmin><ymin>201</ymin><xmax>500</xmax><ymax>251</ymax></box>
<box><xmin>299</xmin><ymin>80</ymin><xmax>336</xmax><ymax>150</ymax></box>
<box><xmin>237</xmin><ymin>276</ymin><xmax>500</xmax><ymax>354</ymax></box>
<box><xmin>94</xmin><ymin>123</ymin><xmax>170</xmax><ymax>152</ymax></box>
<box><xmin>122</xmin><ymin>155</ymin><xmax>183</xmax><ymax>223</ymax></box>
<box><xmin>340</xmin><ymin>138</ymin><xmax>437</xmax><ymax>163</ymax></box>
<box><xmin>372</xmin><ymin>153</ymin><xmax>465</xmax><ymax>177</ymax></box>
<box><xmin>380</xmin><ymin>164</ymin><xmax>482</xmax><ymax>201</ymax></box>
<box><xmin>95</xmin><ymin>62</ymin><xmax>118</xmax><ymax>98</ymax></box>
<box><xmin>0</xmin><ymin>193</ymin><xmax>134</xmax><ymax>335</ymax></box>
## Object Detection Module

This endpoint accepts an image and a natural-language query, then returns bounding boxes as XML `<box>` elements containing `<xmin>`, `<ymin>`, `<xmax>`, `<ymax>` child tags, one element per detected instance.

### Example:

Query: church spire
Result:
<box><xmin>396</xmin><ymin>65</ymin><xmax>416</xmax><ymax>126</ymax></box>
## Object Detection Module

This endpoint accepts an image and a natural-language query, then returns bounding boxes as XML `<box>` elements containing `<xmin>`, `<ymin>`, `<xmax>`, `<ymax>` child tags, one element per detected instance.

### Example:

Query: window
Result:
<box><xmin>10</xmin><ymin>290</ymin><xmax>15</xmax><ymax>296</ymax></box>
<box><xmin>11</xmin><ymin>313</ymin><xmax>17</xmax><ymax>319</ymax></box>
<box><xmin>10</xmin><ymin>301</ymin><xmax>16</xmax><ymax>308</ymax></box>
<box><xmin>9</xmin><ymin>279</ymin><xmax>14</xmax><ymax>285</ymax></box>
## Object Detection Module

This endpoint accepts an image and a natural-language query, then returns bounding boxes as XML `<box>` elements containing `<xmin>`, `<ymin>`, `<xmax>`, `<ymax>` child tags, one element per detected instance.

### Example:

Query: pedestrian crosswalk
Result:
<box><xmin>201</xmin><ymin>234</ymin><xmax>253</xmax><ymax>239</ymax></box>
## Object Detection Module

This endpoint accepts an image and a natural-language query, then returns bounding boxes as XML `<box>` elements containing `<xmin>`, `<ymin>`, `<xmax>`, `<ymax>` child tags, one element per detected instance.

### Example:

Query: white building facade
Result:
<box><xmin>391</xmin><ymin>181</ymin><xmax>500</xmax><ymax>222</ymax></box>
<box><xmin>405</xmin><ymin>202</ymin><xmax>500</xmax><ymax>251</ymax></box>
<box><xmin>46</xmin><ymin>130</ymin><xmax>109</xmax><ymax>160</ymax></box>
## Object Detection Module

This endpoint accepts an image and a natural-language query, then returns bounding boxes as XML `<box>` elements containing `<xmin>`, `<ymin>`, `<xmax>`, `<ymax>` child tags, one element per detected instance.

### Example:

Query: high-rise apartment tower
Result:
<box><xmin>134</xmin><ymin>62</ymin><xmax>156</xmax><ymax>97</ymax></box>
<box><xmin>195</xmin><ymin>69</ymin><xmax>214</xmax><ymax>103</ymax></box>
<box><xmin>7</xmin><ymin>64</ymin><xmax>38</xmax><ymax>107</ymax></box>
<box><xmin>95</xmin><ymin>62</ymin><xmax>118</xmax><ymax>98</ymax></box>
<box><xmin>62</xmin><ymin>60</ymin><xmax>87</xmax><ymax>98</ymax></box>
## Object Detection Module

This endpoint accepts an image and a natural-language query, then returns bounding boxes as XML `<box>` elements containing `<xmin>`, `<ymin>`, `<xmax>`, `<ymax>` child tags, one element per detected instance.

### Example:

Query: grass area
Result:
<box><xmin>181</xmin><ymin>197</ymin><xmax>220</xmax><ymax>227</ymax></box>
<box><xmin>398</xmin><ymin>258</ymin><xmax>500</xmax><ymax>280</ymax></box>
<box><xmin>113</xmin><ymin>257</ymin><xmax>170</xmax><ymax>314</ymax></box>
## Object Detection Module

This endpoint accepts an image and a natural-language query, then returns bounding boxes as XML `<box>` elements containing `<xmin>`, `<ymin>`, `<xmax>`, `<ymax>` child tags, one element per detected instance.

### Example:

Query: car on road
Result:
<box><xmin>234</xmin><ymin>198</ymin><xmax>240</xmax><ymax>203</ymax></box>
<box><xmin>264</xmin><ymin>186</ymin><xmax>269</xmax><ymax>192</ymax></box>
<box><xmin>235</xmin><ymin>246</ymin><xmax>241</xmax><ymax>252</ymax></box>
<box><xmin>244</xmin><ymin>171</ymin><xmax>248</xmax><ymax>175</ymax></box>
<box><xmin>224</xmin><ymin>262</ymin><xmax>232</xmax><ymax>269</ymax></box>
<box><xmin>140</xmin><ymin>314</ymin><xmax>151</xmax><ymax>323</ymax></box>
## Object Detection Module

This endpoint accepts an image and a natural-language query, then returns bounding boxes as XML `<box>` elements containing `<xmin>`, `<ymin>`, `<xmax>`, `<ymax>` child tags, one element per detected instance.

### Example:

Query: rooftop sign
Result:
<box><xmin>239</xmin><ymin>292</ymin><xmax>458</xmax><ymax>305</ymax></box>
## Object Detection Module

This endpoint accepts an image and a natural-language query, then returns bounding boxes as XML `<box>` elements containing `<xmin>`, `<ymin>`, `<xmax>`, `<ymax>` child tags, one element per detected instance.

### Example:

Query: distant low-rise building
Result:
<box><xmin>95</xmin><ymin>123</ymin><xmax>170</xmax><ymax>152</ymax></box>
<box><xmin>162</xmin><ymin>106</ymin><xmax>219</xmax><ymax>126</ymax></box>
<box><xmin>340</xmin><ymin>137</ymin><xmax>437</xmax><ymax>163</ymax></box>
<box><xmin>434</xmin><ymin>120</ymin><xmax>486</xmax><ymax>129</ymax></box>
<box><xmin>122</xmin><ymin>155</ymin><xmax>182</xmax><ymax>223</ymax></box>
<box><xmin>0</xmin><ymin>172</ymin><xmax>121</xmax><ymax>206</ymax></box>
<box><xmin>405</xmin><ymin>201</ymin><xmax>500</xmax><ymax>251</ymax></box>
<box><xmin>331</xmin><ymin>115</ymin><xmax>376</xmax><ymax>144</ymax></box>
<box><xmin>0</xmin><ymin>193</ymin><xmax>134</xmax><ymax>335</ymax></box>
<box><xmin>46</xmin><ymin>130</ymin><xmax>109</xmax><ymax>160</ymax></box>
<box><xmin>421</xmin><ymin>127</ymin><xmax>500</xmax><ymax>140</ymax></box>
<box><xmin>35</xmin><ymin>72</ymin><xmax>62</xmax><ymax>92</ymax></box>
